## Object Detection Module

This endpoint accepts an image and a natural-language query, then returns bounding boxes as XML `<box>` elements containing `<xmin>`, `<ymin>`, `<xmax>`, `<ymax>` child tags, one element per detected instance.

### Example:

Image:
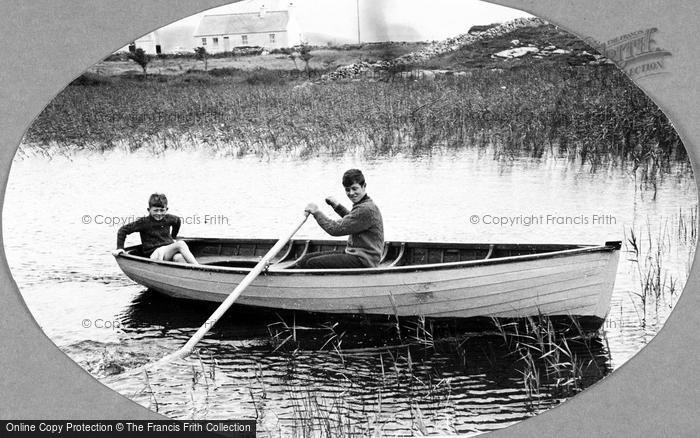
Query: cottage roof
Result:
<box><xmin>194</xmin><ymin>11</ymin><xmax>289</xmax><ymax>36</ymax></box>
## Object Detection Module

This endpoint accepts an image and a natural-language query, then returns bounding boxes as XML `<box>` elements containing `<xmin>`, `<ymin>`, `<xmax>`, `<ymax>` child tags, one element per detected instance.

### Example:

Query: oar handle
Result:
<box><xmin>171</xmin><ymin>212</ymin><xmax>310</xmax><ymax>360</ymax></box>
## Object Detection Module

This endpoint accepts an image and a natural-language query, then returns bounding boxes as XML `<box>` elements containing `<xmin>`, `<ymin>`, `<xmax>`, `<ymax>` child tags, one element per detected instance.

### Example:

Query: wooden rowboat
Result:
<box><xmin>113</xmin><ymin>238</ymin><xmax>621</xmax><ymax>329</ymax></box>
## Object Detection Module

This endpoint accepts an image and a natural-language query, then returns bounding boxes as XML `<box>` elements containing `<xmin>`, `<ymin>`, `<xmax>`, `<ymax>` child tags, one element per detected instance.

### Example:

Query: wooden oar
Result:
<box><xmin>143</xmin><ymin>212</ymin><xmax>310</xmax><ymax>370</ymax></box>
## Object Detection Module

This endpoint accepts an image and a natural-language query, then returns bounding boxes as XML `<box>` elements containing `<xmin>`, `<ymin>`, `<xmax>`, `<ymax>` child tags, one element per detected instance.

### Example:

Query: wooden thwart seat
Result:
<box><xmin>199</xmin><ymin>241</ymin><xmax>297</xmax><ymax>267</ymax></box>
<box><xmin>197</xmin><ymin>255</ymin><xmax>262</xmax><ymax>265</ymax></box>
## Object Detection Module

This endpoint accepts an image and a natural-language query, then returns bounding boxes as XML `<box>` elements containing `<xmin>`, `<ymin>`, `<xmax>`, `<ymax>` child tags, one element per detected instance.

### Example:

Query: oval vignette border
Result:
<box><xmin>0</xmin><ymin>0</ymin><xmax>698</xmax><ymax>435</ymax></box>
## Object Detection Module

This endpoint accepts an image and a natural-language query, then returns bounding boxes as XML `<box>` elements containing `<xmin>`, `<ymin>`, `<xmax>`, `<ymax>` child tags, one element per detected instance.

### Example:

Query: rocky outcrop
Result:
<box><xmin>322</xmin><ymin>17</ymin><xmax>547</xmax><ymax>81</ymax></box>
<box><xmin>494</xmin><ymin>47</ymin><xmax>540</xmax><ymax>58</ymax></box>
<box><xmin>321</xmin><ymin>16</ymin><xmax>612</xmax><ymax>81</ymax></box>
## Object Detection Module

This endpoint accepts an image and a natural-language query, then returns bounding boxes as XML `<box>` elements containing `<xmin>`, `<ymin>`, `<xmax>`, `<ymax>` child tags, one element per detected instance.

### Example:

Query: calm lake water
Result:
<box><xmin>3</xmin><ymin>148</ymin><xmax>696</xmax><ymax>436</ymax></box>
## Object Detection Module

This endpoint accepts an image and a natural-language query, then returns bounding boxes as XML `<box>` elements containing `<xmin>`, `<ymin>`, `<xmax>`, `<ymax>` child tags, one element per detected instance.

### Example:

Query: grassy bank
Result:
<box><xmin>94</xmin><ymin>42</ymin><xmax>429</xmax><ymax>76</ymax></box>
<box><xmin>25</xmin><ymin>61</ymin><xmax>684</xmax><ymax>172</ymax></box>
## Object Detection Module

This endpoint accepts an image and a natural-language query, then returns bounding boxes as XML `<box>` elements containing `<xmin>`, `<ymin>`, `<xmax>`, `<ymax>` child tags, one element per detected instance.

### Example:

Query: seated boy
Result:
<box><xmin>112</xmin><ymin>193</ymin><xmax>198</xmax><ymax>264</ymax></box>
<box><xmin>295</xmin><ymin>169</ymin><xmax>384</xmax><ymax>269</ymax></box>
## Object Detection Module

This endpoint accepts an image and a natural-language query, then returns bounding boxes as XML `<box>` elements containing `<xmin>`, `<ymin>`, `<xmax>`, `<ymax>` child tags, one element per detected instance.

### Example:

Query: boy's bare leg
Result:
<box><xmin>173</xmin><ymin>241</ymin><xmax>199</xmax><ymax>264</ymax></box>
<box><xmin>155</xmin><ymin>243</ymin><xmax>179</xmax><ymax>261</ymax></box>
<box><xmin>159</xmin><ymin>241</ymin><xmax>199</xmax><ymax>264</ymax></box>
<box><xmin>172</xmin><ymin>254</ymin><xmax>186</xmax><ymax>263</ymax></box>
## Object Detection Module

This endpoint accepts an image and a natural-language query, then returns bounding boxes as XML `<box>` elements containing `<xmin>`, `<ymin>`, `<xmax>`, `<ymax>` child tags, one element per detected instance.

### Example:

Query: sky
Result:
<box><xmin>131</xmin><ymin>0</ymin><xmax>531</xmax><ymax>52</ymax></box>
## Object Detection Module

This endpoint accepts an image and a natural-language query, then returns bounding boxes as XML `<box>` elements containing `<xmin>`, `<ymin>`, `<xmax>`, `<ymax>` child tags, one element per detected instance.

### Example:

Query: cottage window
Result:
<box><xmin>201</xmin><ymin>37</ymin><xmax>207</xmax><ymax>46</ymax></box>
<box><xmin>242</xmin><ymin>35</ymin><xmax>248</xmax><ymax>45</ymax></box>
<box><xmin>269</xmin><ymin>33</ymin><xmax>276</xmax><ymax>44</ymax></box>
<box><xmin>212</xmin><ymin>37</ymin><xmax>219</xmax><ymax>47</ymax></box>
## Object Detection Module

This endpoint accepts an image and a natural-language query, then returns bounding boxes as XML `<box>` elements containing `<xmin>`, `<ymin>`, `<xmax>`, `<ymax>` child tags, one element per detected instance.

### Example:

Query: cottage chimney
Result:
<box><xmin>259</xmin><ymin>4</ymin><xmax>266</xmax><ymax>18</ymax></box>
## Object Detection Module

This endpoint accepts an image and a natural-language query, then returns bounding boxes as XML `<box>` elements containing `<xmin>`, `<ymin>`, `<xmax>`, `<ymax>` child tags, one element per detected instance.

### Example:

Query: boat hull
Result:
<box><xmin>115</xmin><ymin>240</ymin><xmax>620</xmax><ymax>322</ymax></box>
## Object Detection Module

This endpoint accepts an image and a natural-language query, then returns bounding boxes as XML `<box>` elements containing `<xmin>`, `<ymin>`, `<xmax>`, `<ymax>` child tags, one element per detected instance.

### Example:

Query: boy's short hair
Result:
<box><xmin>148</xmin><ymin>193</ymin><xmax>168</xmax><ymax>208</ymax></box>
<box><xmin>342</xmin><ymin>169</ymin><xmax>365</xmax><ymax>187</ymax></box>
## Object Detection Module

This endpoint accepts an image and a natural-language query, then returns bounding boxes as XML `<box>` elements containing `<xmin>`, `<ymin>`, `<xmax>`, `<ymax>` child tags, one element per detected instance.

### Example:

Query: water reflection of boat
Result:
<box><xmin>113</xmin><ymin>238</ymin><xmax>621</xmax><ymax>329</ymax></box>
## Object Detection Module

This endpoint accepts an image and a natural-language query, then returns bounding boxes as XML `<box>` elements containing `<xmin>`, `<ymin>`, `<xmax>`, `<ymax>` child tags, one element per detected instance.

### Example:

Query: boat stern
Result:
<box><xmin>592</xmin><ymin>241</ymin><xmax>622</xmax><ymax>320</ymax></box>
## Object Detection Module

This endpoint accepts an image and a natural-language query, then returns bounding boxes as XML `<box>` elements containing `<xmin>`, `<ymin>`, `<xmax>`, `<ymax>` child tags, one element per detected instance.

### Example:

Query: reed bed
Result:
<box><xmin>489</xmin><ymin>315</ymin><xmax>608</xmax><ymax>412</ymax></box>
<box><xmin>24</xmin><ymin>63</ymin><xmax>685</xmax><ymax>171</ymax></box>
<box><xmin>624</xmin><ymin>205</ymin><xmax>698</xmax><ymax>326</ymax></box>
<box><xmin>259</xmin><ymin>312</ymin><xmax>609</xmax><ymax>431</ymax></box>
<box><xmin>110</xmin><ymin>309</ymin><xmax>615</xmax><ymax>437</ymax></box>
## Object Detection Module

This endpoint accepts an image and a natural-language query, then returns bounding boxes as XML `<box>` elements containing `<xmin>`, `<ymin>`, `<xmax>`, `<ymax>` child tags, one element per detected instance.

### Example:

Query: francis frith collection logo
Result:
<box><xmin>585</xmin><ymin>27</ymin><xmax>672</xmax><ymax>79</ymax></box>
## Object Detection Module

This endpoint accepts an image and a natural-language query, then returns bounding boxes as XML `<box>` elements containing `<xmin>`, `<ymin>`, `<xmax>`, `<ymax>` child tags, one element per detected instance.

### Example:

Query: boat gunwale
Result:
<box><xmin>115</xmin><ymin>239</ymin><xmax>621</xmax><ymax>276</ymax></box>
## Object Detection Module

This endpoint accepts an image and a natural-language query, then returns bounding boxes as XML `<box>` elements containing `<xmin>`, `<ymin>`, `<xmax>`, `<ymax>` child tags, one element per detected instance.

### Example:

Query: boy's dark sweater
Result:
<box><xmin>313</xmin><ymin>195</ymin><xmax>384</xmax><ymax>267</ymax></box>
<box><xmin>116</xmin><ymin>214</ymin><xmax>181</xmax><ymax>256</ymax></box>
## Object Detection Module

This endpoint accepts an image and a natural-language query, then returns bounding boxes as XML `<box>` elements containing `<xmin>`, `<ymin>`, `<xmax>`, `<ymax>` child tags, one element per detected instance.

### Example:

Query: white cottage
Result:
<box><xmin>128</xmin><ymin>32</ymin><xmax>162</xmax><ymax>55</ymax></box>
<box><xmin>194</xmin><ymin>4</ymin><xmax>303</xmax><ymax>52</ymax></box>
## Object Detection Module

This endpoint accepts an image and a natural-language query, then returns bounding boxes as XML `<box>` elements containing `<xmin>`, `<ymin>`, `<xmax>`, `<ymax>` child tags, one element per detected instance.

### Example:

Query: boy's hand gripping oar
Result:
<box><xmin>141</xmin><ymin>212</ymin><xmax>310</xmax><ymax>371</ymax></box>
